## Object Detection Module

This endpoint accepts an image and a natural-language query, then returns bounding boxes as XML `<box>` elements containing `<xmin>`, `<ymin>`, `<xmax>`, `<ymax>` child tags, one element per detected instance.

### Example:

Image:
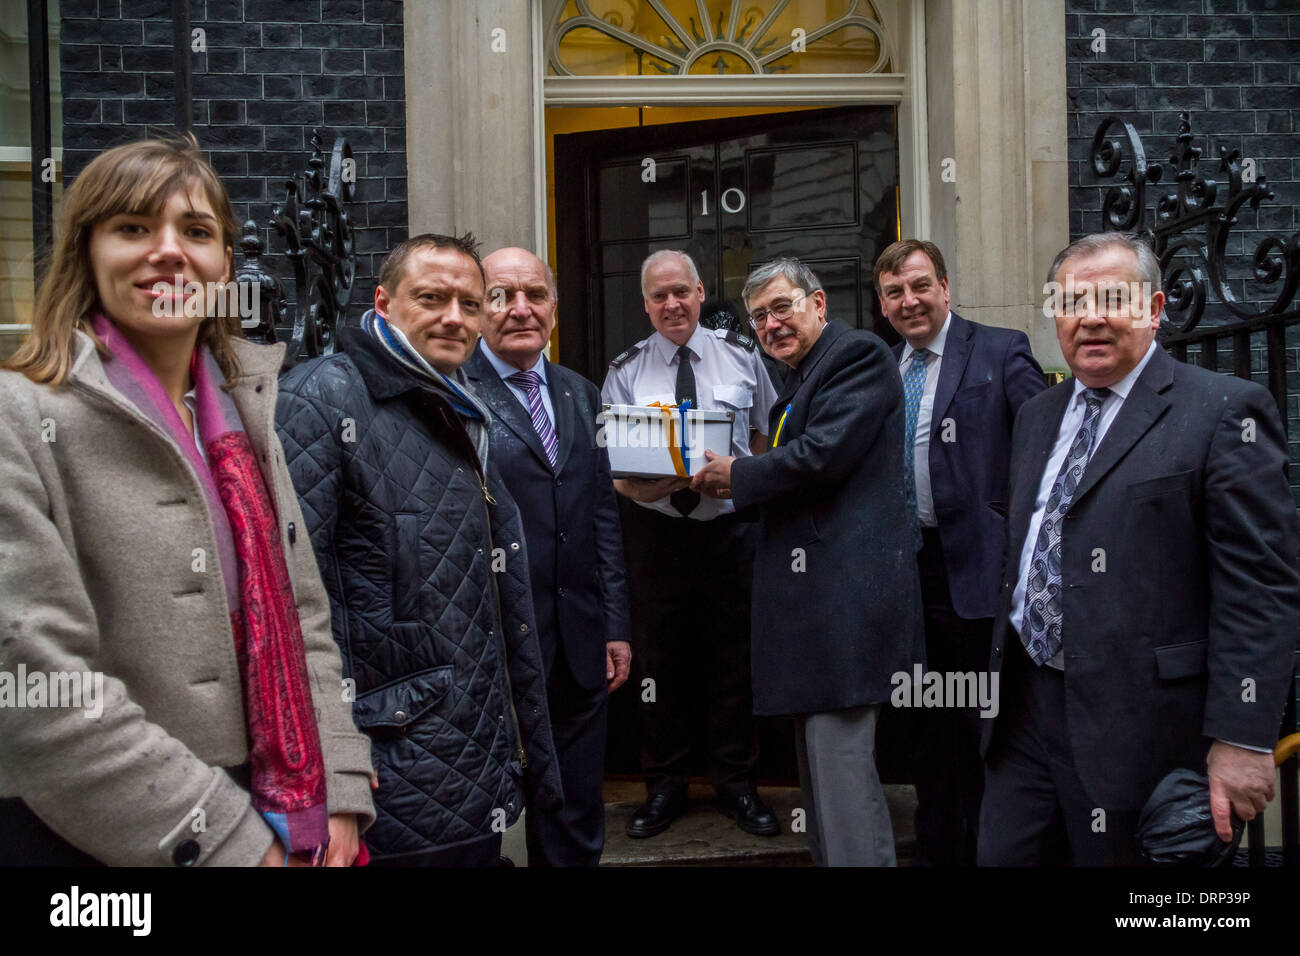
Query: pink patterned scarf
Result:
<box><xmin>91</xmin><ymin>314</ymin><xmax>329</xmax><ymax>860</ymax></box>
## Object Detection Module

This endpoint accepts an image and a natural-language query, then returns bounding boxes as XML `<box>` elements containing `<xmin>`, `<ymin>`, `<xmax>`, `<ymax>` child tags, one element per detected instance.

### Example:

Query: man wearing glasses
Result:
<box><xmin>601</xmin><ymin>249</ymin><xmax>780</xmax><ymax>839</ymax></box>
<box><xmin>694</xmin><ymin>258</ymin><xmax>924</xmax><ymax>866</ymax></box>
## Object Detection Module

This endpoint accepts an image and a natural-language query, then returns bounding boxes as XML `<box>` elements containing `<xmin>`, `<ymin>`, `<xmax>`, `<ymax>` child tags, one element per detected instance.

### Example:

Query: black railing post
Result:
<box><xmin>27</xmin><ymin>0</ymin><xmax>53</xmax><ymax>285</ymax></box>
<box><xmin>171</xmin><ymin>0</ymin><xmax>193</xmax><ymax>133</ymax></box>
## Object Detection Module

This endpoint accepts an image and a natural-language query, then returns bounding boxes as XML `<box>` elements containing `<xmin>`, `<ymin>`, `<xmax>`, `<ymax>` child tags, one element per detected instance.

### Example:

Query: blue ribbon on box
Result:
<box><xmin>678</xmin><ymin>400</ymin><xmax>692</xmax><ymax>475</ymax></box>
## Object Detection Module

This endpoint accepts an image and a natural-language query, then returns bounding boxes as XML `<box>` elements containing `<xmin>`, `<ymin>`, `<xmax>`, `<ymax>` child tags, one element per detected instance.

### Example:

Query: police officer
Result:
<box><xmin>601</xmin><ymin>249</ymin><xmax>780</xmax><ymax>838</ymax></box>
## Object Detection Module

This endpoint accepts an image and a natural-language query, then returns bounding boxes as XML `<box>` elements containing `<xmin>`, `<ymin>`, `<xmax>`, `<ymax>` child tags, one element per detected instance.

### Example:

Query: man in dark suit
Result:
<box><xmin>979</xmin><ymin>232</ymin><xmax>1300</xmax><ymax>866</ymax></box>
<box><xmin>876</xmin><ymin>239</ymin><xmax>1045</xmax><ymax>866</ymax></box>
<box><xmin>464</xmin><ymin>247</ymin><xmax>632</xmax><ymax>867</ymax></box>
<box><xmin>693</xmin><ymin>257</ymin><xmax>924</xmax><ymax>865</ymax></box>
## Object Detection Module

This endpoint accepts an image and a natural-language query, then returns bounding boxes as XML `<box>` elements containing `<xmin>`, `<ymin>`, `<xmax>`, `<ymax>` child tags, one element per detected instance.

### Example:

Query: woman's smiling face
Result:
<box><xmin>88</xmin><ymin>185</ymin><xmax>232</xmax><ymax>344</ymax></box>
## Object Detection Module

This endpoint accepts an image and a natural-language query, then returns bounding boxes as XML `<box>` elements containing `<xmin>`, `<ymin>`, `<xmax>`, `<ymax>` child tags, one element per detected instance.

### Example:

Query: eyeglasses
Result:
<box><xmin>748</xmin><ymin>295</ymin><xmax>805</xmax><ymax>329</ymax></box>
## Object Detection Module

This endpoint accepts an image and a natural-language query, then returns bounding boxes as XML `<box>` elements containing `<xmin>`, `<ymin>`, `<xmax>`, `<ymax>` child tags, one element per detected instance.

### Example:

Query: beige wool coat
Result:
<box><xmin>0</xmin><ymin>331</ymin><xmax>375</xmax><ymax>865</ymax></box>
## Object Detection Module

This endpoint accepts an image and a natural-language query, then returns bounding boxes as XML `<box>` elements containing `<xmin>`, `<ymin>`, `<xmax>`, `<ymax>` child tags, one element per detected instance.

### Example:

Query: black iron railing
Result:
<box><xmin>239</xmin><ymin>129</ymin><xmax>357</xmax><ymax>367</ymax></box>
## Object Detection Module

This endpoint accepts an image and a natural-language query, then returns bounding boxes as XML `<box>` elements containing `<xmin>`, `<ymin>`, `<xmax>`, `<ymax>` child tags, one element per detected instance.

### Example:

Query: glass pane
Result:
<box><xmin>0</xmin><ymin>1</ymin><xmax>62</xmax><ymax>340</ymax></box>
<box><xmin>763</xmin><ymin>22</ymin><xmax>885</xmax><ymax>74</ymax></box>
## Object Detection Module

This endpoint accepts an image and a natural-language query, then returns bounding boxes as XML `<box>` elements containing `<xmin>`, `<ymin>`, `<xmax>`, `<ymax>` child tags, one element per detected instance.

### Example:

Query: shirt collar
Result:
<box><xmin>481</xmin><ymin>339</ymin><xmax>547</xmax><ymax>384</ymax></box>
<box><xmin>1070</xmin><ymin>338</ymin><xmax>1159</xmax><ymax>404</ymax></box>
<box><xmin>900</xmin><ymin>311</ymin><xmax>952</xmax><ymax>363</ymax></box>
<box><xmin>652</xmin><ymin>324</ymin><xmax>705</xmax><ymax>365</ymax></box>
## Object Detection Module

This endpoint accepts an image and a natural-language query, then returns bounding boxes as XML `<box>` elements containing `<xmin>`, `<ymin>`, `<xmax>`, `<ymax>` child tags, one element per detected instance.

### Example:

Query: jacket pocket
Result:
<box><xmin>352</xmin><ymin>665</ymin><xmax>454</xmax><ymax>733</ymax></box>
<box><xmin>713</xmin><ymin>384</ymin><xmax>753</xmax><ymax>409</ymax></box>
<box><xmin>1129</xmin><ymin>470</ymin><xmax>1194</xmax><ymax>500</ymax></box>
<box><xmin>393</xmin><ymin>512</ymin><xmax>422</xmax><ymax>622</ymax></box>
<box><xmin>1153</xmin><ymin>640</ymin><xmax>1208</xmax><ymax>680</ymax></box>
<box><xmin>953</xmin><ymin>382</ymin><xmax>991</xmax><ymax>402</ymax></box>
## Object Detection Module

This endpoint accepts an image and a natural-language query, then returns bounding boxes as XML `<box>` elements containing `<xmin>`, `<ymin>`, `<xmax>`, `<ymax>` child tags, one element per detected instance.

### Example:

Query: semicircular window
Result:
<box><xmin>548</xmin><ymin>0</ymin><xmax>893</xmax><ymax>76</ymax></box>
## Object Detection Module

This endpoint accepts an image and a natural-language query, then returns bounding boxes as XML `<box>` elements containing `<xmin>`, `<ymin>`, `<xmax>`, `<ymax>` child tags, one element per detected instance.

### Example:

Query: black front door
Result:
<box><xmin>555</xmin><ymin>106</ymin><xmax>908</xmax><ymax>783</ymax></box>
<box><xmin>555</xmin><ymin>105</ymin><xmax>900</xmax><ymax>383</ymax></box>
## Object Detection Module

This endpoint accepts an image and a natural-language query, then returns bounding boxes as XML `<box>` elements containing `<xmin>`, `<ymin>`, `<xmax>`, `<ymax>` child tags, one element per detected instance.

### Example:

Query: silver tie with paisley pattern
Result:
<box><xmin>1022</xmin><ymin>387</ymin><xmax>1111</xmax><ymax>666</ymax></box>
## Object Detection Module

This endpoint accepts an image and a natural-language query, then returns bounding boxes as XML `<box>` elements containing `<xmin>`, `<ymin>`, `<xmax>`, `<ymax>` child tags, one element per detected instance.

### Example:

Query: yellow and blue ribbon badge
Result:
<box><xmin>772</xmin><ymin>402</ymin><xmax>793</xmax><ymax>448</ymax></box>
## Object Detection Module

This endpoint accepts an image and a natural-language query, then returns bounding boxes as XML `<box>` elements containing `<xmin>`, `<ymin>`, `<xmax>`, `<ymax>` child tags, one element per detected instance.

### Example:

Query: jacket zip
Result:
<box><xmin>437</xmin><ymin>405</ymin><xmax>524</xmax><ymax>770</ymax></box>
<box><xmin>481</xmin><ymin>489</ymin><xmax>526</xmax><ymax>770</ymax></box>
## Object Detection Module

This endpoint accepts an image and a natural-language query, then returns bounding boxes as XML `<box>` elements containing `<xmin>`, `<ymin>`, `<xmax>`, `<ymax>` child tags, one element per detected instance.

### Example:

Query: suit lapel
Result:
<box><xmin>466</xmin><ymin>347</ymin><xmax>553</xmax><ymax>470</ymax></box>
<box><xmin>1070</xmin><ymin>348</ymin><xmax>1174</xmax><ymax>507</ymax></box>
<box><xmin>545</xmin><ymin>359</ymin><xmax>576</xmax><ymax>474</ymax></box>
<box><xmin>929</xmin><ymin>313</ymin><xmax>974</xmax><ymax>432</ymax></box>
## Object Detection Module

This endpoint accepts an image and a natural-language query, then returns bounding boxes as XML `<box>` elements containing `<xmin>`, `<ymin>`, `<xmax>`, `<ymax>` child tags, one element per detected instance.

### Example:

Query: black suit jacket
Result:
<box><xmin>892</xmin><ymin>312</ymin><xmax>1045</xmax><ymax>619</ymax></box>
<box><xmin>982</xmin><ymin>345</ymin><xmax>1300</xmax><ymax>811</ymax></box>
<box><xmin>465</xmin><ymin>344</ymin><xmax>630</xmax><ymax>691</ymax></box>
<box><xmin>731</xmin><ymin>320</ymin><xmax>924</xmax><ymax>716</ymax></box>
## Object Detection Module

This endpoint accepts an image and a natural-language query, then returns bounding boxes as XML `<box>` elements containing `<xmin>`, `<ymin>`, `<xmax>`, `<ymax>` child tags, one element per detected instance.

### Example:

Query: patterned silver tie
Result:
<box><xmin>1022</xmin><ymin>387</ymin><xmax>1111</xmax><ymax>666</ymax></box>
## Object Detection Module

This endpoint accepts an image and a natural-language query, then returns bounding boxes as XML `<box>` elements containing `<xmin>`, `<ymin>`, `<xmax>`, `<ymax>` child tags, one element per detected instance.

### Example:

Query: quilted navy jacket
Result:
<box><xmin>275</xmin><ymin>326</ymin><xmax>562</xmax><ymax>862</ymax></box>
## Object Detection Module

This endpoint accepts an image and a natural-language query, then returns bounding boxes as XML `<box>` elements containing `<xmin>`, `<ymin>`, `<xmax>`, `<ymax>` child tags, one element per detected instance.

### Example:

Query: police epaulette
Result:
<box><xmin>725</xmin><ymin>329</ymin><xmax>757</xmax><ymax>352</ymax></box>
<box><xmin>609</xmin><ymin>344</ymin><xmax>642</xmax><ymax>368</ymax></box>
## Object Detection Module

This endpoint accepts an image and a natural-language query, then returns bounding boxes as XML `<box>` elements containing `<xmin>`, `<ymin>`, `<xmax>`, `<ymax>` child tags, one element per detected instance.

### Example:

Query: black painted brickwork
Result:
<box><xmin>1066</xmin><ymin>0</ymin><xmax>1300</xmax><ymax>497</ymax></box>
<box><xmin>58</xmin><ymin>0</ymin><xmax>407</xmax><ymax>324</ymax></box>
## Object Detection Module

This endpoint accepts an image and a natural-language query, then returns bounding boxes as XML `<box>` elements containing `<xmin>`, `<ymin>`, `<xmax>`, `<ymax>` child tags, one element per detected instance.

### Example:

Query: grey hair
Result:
<box><xmin>641</xmin><ymin>249</ymin><xmax>702</xmax><ymax>297</ymax></box>
<box><xmin>741</xmin><ymin>257</ymin><xmax>824</xmax><ymax>310</ymax></box>
<box><xmin>1047</xmin><ymin>232</ymin><xmax>1161</xmax><ymax>292</ymax></box>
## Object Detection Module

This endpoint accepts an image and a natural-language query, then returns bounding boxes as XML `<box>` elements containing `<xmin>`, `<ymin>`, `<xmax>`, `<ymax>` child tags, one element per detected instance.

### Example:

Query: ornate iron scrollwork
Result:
<box><xmin>1090</xmin><ymin>112</ymin><xmax>1300</xmax><ymax>339</ymax></box>
<box><xmin>240</xmin><ymin>129</ymin><xmax>356</xmax><ymax>367</ymax></box>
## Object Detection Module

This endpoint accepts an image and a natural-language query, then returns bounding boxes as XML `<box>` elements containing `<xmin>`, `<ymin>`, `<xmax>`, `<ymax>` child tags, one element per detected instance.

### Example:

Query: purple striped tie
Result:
<box><xmin>506</xmin><ymin>370</ymin><xmax>558</xmax><ymax>468</ymax></box>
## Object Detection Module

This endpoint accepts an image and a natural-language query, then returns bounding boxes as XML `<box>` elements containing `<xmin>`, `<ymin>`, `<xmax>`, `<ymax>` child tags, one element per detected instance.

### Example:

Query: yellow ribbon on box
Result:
<box><xmin>646</xmin><ymin>402</ymin><xmax>690</xmax><ymax>478</ymax></box>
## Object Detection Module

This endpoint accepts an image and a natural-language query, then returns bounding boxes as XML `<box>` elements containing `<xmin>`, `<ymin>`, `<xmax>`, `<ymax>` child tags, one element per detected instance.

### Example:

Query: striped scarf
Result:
<box><xmin>359</xmin><ymin>308</ymin><xmax>492</xmax><ymax>468</ymax></box>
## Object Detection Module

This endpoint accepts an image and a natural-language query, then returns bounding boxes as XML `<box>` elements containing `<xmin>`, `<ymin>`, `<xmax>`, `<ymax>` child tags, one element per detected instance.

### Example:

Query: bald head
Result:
<box><xmin>482</xmin><ymin>247</ymin><xmax>558</xmax><ymax>371</ymax></box>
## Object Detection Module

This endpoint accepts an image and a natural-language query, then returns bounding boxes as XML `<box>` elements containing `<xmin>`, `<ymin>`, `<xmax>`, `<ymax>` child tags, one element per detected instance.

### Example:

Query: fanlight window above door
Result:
<box><xmin>548</xmin><ymin>0</ymin><xmax>892</xmax><ymax>76</ymax></box>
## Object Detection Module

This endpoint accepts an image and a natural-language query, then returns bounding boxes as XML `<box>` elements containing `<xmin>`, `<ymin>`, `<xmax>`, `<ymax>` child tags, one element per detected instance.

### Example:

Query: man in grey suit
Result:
<box><xmin>693</xmin><ymin>258</ymin><xmax>924</xmax><ymax>865</ymax></box>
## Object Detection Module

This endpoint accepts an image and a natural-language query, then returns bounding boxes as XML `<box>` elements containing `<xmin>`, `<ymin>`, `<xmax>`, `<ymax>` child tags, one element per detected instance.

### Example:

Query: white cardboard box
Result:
<box><xmin>597</xmin><ymin>404</ymin><xmax>735</xmax><ymax>479</ymax></box>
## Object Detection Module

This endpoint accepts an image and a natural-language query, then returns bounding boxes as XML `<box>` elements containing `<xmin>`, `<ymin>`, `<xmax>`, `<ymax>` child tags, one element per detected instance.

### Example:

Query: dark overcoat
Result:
<box><xmin>731</xmin><ymin>319</ymin><xmax>924</xmax><ymax>716</ymax></box>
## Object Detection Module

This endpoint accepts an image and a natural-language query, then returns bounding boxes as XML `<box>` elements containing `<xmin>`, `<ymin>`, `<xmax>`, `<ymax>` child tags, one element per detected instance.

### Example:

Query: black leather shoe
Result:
<box><xmin>717</xmin><ymin>791</ymin><xmax>780</xmax><ymax>836</ymax></box>
<box><xmin>626</xmin><ymin>791</ymin><xmax>687</xmax><ymax>839</ymax></box>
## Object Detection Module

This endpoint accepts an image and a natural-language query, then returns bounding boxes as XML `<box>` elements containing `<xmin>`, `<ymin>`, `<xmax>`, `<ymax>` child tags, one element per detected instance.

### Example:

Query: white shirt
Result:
<box><xmin>601</xmin><ymin>324</ymin><xmax>778</xmax><ymax>521</ymax></box>
<box><xmin>1010</xmin><ymin>340</ymin><xmax>1159</xmax><ymax>661</ymax></box>
<box><xmin>898</xmin><ymin>312</ymin><xmax>952</xmax><ymax>528</ymax></box>
<box><xmin>479</xmin><ymin>341</ymin><xmax>556</xmax><ymax>432</ymax></box>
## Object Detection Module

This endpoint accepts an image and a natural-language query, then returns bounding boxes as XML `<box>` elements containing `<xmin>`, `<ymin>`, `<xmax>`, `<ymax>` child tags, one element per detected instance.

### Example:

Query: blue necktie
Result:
<box><xmin>1022</xmin><ymin>387</ymin><xmax>1112</xmax><ymax>666</ymax></box>
<box><xmin>902</xmin><ymin>349</ymin><xmax>929</xmax><ymax>551</ymax></box>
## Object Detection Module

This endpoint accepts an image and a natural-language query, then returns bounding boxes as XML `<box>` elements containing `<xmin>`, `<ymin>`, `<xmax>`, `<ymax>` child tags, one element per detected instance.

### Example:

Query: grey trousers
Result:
<box><xmin>793</xmin><ymin>704</ymin><xmax>896</xmax><ymax>867</ymax></box>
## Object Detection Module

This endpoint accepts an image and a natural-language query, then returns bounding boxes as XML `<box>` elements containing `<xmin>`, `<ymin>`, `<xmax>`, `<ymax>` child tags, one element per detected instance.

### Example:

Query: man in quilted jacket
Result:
<box><xmin>275</xmin><ymin>232</ymin><xmax>562</xmax><ymax>866</ymax></box>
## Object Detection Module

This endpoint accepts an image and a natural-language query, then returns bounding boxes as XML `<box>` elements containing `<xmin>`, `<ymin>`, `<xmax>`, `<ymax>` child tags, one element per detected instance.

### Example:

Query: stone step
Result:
<box><xmin>599</xmin><ymin>779</ymin><xmax>918</xmax><ymax>866</ymax></box>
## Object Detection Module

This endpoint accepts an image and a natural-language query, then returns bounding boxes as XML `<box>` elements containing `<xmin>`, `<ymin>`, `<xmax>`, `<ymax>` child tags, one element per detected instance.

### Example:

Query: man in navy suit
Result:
<box><xmin>464</xmin><ymin>247</ymin><xmax>632</xmax><ymax>866</ymax></box>
<box><xmin>876</xmin><ymin>240</ymin><xmax>1045</xmax><ymax>866</ymax></box>
<box><xmin>979</xmin><ymin>232</ymin><xmax>1299</xmax><ymax>865</ymax></box>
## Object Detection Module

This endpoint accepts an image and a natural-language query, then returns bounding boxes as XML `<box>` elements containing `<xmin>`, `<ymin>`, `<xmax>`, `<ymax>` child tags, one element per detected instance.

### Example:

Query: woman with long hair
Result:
<box><xmin>0</xmin><ymin>135</ymin><xmax>374</xmax><ymax>866</ymax></box>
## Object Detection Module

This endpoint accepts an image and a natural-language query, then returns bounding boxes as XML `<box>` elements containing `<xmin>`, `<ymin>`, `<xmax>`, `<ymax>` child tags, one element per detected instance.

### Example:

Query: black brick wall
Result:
<box><xmin>59</xmin><ymin>0</ymin><xmax>407</xmax><ymax>327</ymax></box>
<box><xmin>1066</xmin><ymin>0</ymin><xmax>1300</xmax><ymax>498</ymax></box>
